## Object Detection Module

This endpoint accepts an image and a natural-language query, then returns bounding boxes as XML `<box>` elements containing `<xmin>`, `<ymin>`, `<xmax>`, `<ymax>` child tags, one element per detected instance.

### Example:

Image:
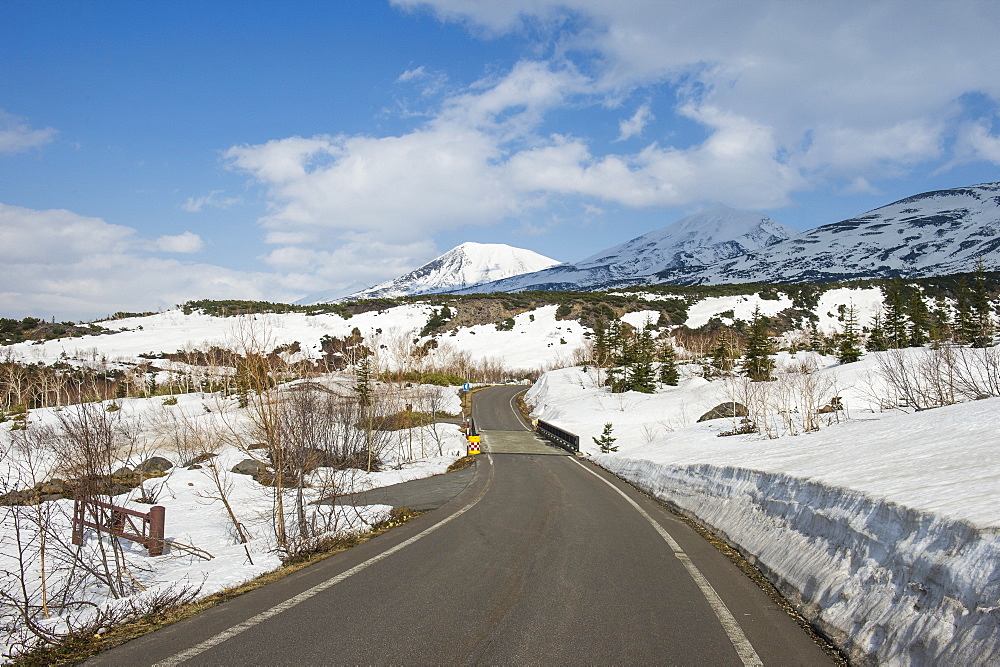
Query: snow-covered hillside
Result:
<box><xmin>526</xmin><ymin>352</ymin><xmax>1000</xmax><ymax>665</ymax></box>
<box><xmin>576</xmin><ymin>204</ymin><xmax>794</xmax><ymax>275</ymax></box>
<box><xmin>661</xmin><ymin>181</ymin><xmax>1000</xmax><ymax>285</ymax></box>
<box><xmin>457</xmin><ymin>205</ymin><xmax>795</xmax><ymax>293</ymax></box>
<box><xmin>321</xmin><ymin>242</ymin><xmax>560</xmax><ymax>302</ymax></box>
<box><xmin>0</xmin><ymin>304</ymin><xmax>587</xmax><ymax>376</ymax></box>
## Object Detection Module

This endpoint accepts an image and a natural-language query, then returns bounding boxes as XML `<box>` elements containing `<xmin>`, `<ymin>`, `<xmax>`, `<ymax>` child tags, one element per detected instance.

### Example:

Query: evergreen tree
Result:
<box><xmin>866</xmin><ymin>312</ymin><xmax>889</xmax><ymax>352</ymax></box>
<box><xmin>837</xmin><ymin>303</ymin><xmax>862</xmax><ymax>364</ymax></box>
<box><xmin>970</xmin><ymin>259</ymin><xmax>995</xmax><ymax>347</ymax></box>
<box><xmin>593</xmin><ymin>423</ymin><xmax>618</xmax><ymax>453</ymax></box>
<box><xmin>593</xmin><ymin>320</ymin><xmax>611</xmax><ymax>367</ymax></box>
<box><xmin>709</xmin><ymin>329</ymin><xmax>737</xmax><ymax>375</ymax></box>
<box><xmin>882</xmin><ymin>281</ymin><xmax>909</xmax><ymax>348</ymax></box>
<box><xmin>928</xmin><ymin>296</ymin><xmax>952</xmax><ymax>346</ymax></box>
<box><xmin>658</xmin><ymin>339</ymin><xmax>680</xmax><ymax>386</ymax></box>
<box><xmin>954</xmin><ymin>280</ymin><xmax>975</xmax><ymax>345</ymax></box>
<box><xmin>741</xmin><ymin>306</ymin><xmax>775</xmax><ymax>382</ymax></box>
<box><xmin>626</xmin><ymin>327</ymin><xmax>657</xmax><ymax>393</ymax></box>
<box><xmin>807</xmin><ymin>322</ymin><xmax>825</xmax><ymax>352</ymax></box>
<box><xmin>907</xmin><ymin>287</ymin><xmax>930</xmax><ymax>347</ymax></box>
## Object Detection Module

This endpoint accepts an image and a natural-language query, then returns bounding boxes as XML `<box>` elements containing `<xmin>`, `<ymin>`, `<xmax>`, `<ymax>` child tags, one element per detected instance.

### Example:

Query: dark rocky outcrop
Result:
<box><xmin>697</xmin><ymin>402</ymin><xmax>749</xmax><ymax>422</ymax></box>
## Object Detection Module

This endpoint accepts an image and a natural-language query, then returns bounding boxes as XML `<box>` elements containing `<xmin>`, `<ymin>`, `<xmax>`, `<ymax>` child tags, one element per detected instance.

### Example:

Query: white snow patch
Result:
<box><xmin>684</xmin><ymin>294</ymin><xmax>793</xmax><ymax>328</ymax></box>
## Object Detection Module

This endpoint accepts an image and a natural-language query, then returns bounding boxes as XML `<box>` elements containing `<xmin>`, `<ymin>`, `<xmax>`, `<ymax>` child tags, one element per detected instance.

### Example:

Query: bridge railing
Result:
<box><xmin>536</xmin><ymin>420</ymin><xmax>580</xmax><ymax>453</ymax></box>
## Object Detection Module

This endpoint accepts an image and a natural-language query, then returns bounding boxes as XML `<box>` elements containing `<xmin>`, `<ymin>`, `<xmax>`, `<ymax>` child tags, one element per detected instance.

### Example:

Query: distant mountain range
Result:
<box><xmin>667</xmin><ymin>182</ymin><xmax>1000</xmax><ymax>285</ymax></box>
<box><xmin>456</xmin><ymin>205</ymin><xmax>796</xmax><ymax>293</ymax></box>
<box><xmin>315</xmin><ymin>181</ymin><xmax>1000</xmax><ymax>302</ymax></box>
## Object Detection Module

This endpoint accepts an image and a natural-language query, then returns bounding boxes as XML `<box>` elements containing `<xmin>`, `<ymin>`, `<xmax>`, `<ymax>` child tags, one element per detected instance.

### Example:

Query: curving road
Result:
<box><xmin>89</xmin><ymin>386</ymin><xmax>832</xmax><ymax>665</ymax></box>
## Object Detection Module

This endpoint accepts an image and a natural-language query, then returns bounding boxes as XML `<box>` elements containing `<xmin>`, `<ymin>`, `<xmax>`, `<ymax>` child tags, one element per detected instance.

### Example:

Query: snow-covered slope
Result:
<box><xmin>577</xmin><ymin>204</ymin><xmax>794</xmax><ymax>275</ymax></box>
<box><xmin>328</xmin><ymin>242</ymin><xmax>560</xmax><ymax>301</ymax></box>
<box><xmin>458</xmin><ymin>206</ymin><xmax>795</xmax><ymax>293</ymax></box>
<box><xmin>670</xmin><ymin>182</ymin><xmax>1000</xmax><ymax>284</ymax></box>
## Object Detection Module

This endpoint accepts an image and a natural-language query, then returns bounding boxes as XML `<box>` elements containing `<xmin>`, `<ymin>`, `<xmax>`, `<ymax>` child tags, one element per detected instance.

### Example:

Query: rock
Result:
<box><xmin>182</xmin><ymin>452</ymin><xmax>218</xmax><ymax>467</ymax></box>
<box><xmin>136</xmin><ymin>457</ymin><xmax>173</xmax><ymax>475</ymax></box>
<box><xmin>697</xmin><ymin>402</ymin><xmax>749</xmax><ymax>422</ymax></box>
<box><xmin>112</xmin><ymin>467</ymin><xmax>135</xmax><ymax>478</ymax></box>
<box><xmin>231</xmin><ymin>458</ymin><xmax>267</xmax><ymax>476</ymax></box>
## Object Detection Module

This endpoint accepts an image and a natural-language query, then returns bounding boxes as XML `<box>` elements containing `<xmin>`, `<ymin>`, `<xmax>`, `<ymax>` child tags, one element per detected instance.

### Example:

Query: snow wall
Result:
<box><xmin>596</xmin><ymin>458</ymin><xmax>1000</xmax><ymax>666</ymax></box>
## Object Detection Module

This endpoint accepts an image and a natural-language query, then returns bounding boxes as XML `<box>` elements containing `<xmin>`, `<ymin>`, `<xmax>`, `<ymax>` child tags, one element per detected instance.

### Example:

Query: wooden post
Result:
<box><xmin>71</xmin><ymin>494</ymin><xmax>85</xmax><ymax>546</ymax></box>
<box><xmin>147</xmin><ymin>505</ymin><xmax>165</xmax><ymax>556</ymax></box>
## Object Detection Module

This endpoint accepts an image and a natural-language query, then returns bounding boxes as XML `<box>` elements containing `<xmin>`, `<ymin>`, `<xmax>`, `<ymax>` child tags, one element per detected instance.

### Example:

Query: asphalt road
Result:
<box><xmin>89</xmin><ymin>386</ymin><xmax>831</xmax><ymax>665</ymax></box>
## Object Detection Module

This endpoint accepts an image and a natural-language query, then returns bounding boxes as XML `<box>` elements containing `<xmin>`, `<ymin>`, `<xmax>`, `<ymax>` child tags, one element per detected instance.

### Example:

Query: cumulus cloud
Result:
<box><xmin>225</xmin><ymin>57</ymin><xmax>805</xmax><ymax>276</ymax></box>
<box><xmin>396</xmin><ymin>0</ymin><xmax>1000</xmax><ymax>179</ymax></box>
<box><xmin>0</xmin><ymin>109</ymin><xmax>57</xmax><ymax>154</ymax></box>
<box><xmin>0</xmin><ymin>203</ymin><xmax>297</xmax><ymax>320</ymax></box>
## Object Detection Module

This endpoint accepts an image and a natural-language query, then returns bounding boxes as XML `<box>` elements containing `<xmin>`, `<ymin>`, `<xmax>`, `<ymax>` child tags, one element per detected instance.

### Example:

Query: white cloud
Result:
<box><xmin>397</xmin><ymin>65</ymin><xmax>428</xmax><ymax>82</ymax></box>
<box><xmin>182</xmin><ymin>190</ymin><xmax>242</xmax><ymax>212</ymax></box>
<box><xmin>0</xmin><ymin>203</ymin><xmax>299</xmax><ymax>320</ymax></box>
<box><xmin>0</xmin><ymin>109</ymin><xmax>57</xmax><ymax>154</ymax></box>
<box><xmin>954</xmin><ymin>119</ymin><xmax>1000</xmax><ymax>165</ymax></box>
<box><xmin>617</xmin><ymin>103</ymin><xmax>653</xmax><ymax>141</ymax></box>
<box><xmin>226</xmin><ymin>58</ymin><xmax>803</xmax><ymax>273</ymax></box>
<box><xmin>155</xmin><ymin>231</ymin><xmax>205</xmax><ymax>253</ymax></box>
<box><xmin>395</xmin><ymin>0</ymin><xmax>1000</xmax><ymax>179</ymax></box>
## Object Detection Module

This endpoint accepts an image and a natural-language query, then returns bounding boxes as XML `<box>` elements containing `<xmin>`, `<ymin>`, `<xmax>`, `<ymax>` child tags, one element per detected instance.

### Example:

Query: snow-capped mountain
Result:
<box><xmin>456</xmin><ymin>205</ymin><xmax>796</xmax><ymax>293</ymax></box>
<box><xmin>668</xmin><ymin>182</ymin><xmax>1000</xmax><ymax>285</ymax></box>
<box><xmin>330</xmin><ymin>242</ymin><xmax>561</xmax><ymax>301</ymax></box>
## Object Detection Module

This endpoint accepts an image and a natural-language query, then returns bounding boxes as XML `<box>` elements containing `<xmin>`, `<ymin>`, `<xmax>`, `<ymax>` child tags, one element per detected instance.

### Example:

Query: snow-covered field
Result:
<box><xmin>2</xmin><ymin>304</ymin><xmax>586</xmax><ymax>374</ymax></box>
<box><xmin>0</xmin><ymin>381</ymin><xmax>468</xmax><ymax>659</ymax></box>
<box><xmin>526</xmin><ymin>351</ymin><xmax>1000</xmax><ymax>665</ymax></box>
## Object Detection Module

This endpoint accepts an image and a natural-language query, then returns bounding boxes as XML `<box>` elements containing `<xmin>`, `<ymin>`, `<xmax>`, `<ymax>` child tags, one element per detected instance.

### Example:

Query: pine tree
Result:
<box><xmin>970</xmin><ymin>259</ymin><xmax>995</xmax><ymax>347</ymax></box>
<box><xmin>658</xmin><ymin>339</ymin><xmax>680</xmax><ymax>386</ymax></box>
<box><xmin>928</xmin><ymin>296</ymin><xmax>952</xmax><ymax>346</ymax></box>
<box><xmin>837</xmin><ymin>303</ymin><xmax>862</xmax><ymax>364</ymax></box>
<box><xmin>954</xmin><ymin>280</ymin><xmax>975</xmax><ymax>345</ymax></box>
<box><xmin>866</xmin><ymin>312</ymin><xmax>889</xmax><ymax>352</ymax></box>
<box><xmin>626</xmin><ymin>327</ymin><xmax>657</xmax><ymax>393</ymax></box>
<box><xmin>709</xmin><ymin>329</ymin><xmax>737</xmax><ymax>375</ymax></box>
<box><xmin>592</xmin><ymin>423</ymin><xmax>617</xmax><ymax>453</ymax></box>
<box><xmin>741</xmin><ymin>306</ymin><xmax>775</xmax><ymax>382</ymax></box>
<box><xmin>807</xmin><ymin>322</ymin><xmax>825</xmax><ymax>352</ymax></box>
<box><xmin>907</xmin><ymin>288</ymin><xmax>930</xmax><ymax>347</ymax></box>
<box><xmin>354</xmin><ymin>355</ymin><xmax>374</xmax><ymax>408</ymax></box>
<box><xmin>882</xmin><ymin>281</ymin><xmax>909</xmax><ymax>349</ymax></box>
<box><xmin>593</xmin><ymin>320</ymin><xmax>611</xmax><ymax>367</ymax></box>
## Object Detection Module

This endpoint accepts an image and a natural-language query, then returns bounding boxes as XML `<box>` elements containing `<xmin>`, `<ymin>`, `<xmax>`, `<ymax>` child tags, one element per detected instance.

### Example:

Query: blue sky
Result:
<box><xmin>2</xmin><ymin>0</ymin><xmax>999</xmax><ymax>319</ymax></box>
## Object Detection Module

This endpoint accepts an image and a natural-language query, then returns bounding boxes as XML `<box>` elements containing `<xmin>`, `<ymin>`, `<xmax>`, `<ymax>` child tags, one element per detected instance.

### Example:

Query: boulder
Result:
<box><xmin>136</xmin><ymin>457</ymin><xmax>173</xmax><ymax>475</ymax></box>
<box><xmin>183</xmin><ymin>452</ymin><xmax>218</xmax><ymax>468</ymax></box>
<box><xmin>231</xmin><ymin>458</ymin><xmax>267</xmax><ymax>477</ymax></box>
<box><xmin>697</xmin><ymin>402</ymin><xmax>749</xmax><ymax>422</ymax></box>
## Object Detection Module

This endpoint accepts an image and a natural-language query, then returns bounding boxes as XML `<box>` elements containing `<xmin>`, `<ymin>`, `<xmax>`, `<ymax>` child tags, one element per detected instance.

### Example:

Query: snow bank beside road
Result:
<box><xmin>526</xmin><ymin>364</ymin><xmax>1000</xmax><ymax>665</ymax></box>
<box><xmin>603</xmin><ymin>459</ymin><xmax>1000</xmax><ymax>665</ymax></box>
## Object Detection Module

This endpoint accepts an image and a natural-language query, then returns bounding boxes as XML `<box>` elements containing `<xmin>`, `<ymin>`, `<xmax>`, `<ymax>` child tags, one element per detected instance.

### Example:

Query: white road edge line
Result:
<box><xmin>153</xmin><ymin>455</ymin><xmax>495</xmax><ymax>667</ymax></box>
<box><xmin>569</xmin><ymin>457</ymin><xmax>764</xmax><ymax>667</ymax></box>
<box><xmin>508</xmin><ymin>388</ymin><xmax>532</xmax><ymax>430</ymax></box>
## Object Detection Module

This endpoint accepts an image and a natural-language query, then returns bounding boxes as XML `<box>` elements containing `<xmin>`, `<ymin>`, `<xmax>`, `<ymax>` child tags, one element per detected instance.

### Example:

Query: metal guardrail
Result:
<box><xmin>536</xmin><ymin>420</ymin><xmax>580</xmax><ymax>453</ymax></box>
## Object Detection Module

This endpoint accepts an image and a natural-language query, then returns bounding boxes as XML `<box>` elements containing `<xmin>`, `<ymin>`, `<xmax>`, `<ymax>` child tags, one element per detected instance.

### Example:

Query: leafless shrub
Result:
<box><xmin>872</xmin><ymin>347</ymin><xmax>957</xmax><ymax>411</ymax></box>
<box><xmin>952</xmin><ymin>346</ymin><xmax>1000</xmax><ymax>400</ymax></box>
